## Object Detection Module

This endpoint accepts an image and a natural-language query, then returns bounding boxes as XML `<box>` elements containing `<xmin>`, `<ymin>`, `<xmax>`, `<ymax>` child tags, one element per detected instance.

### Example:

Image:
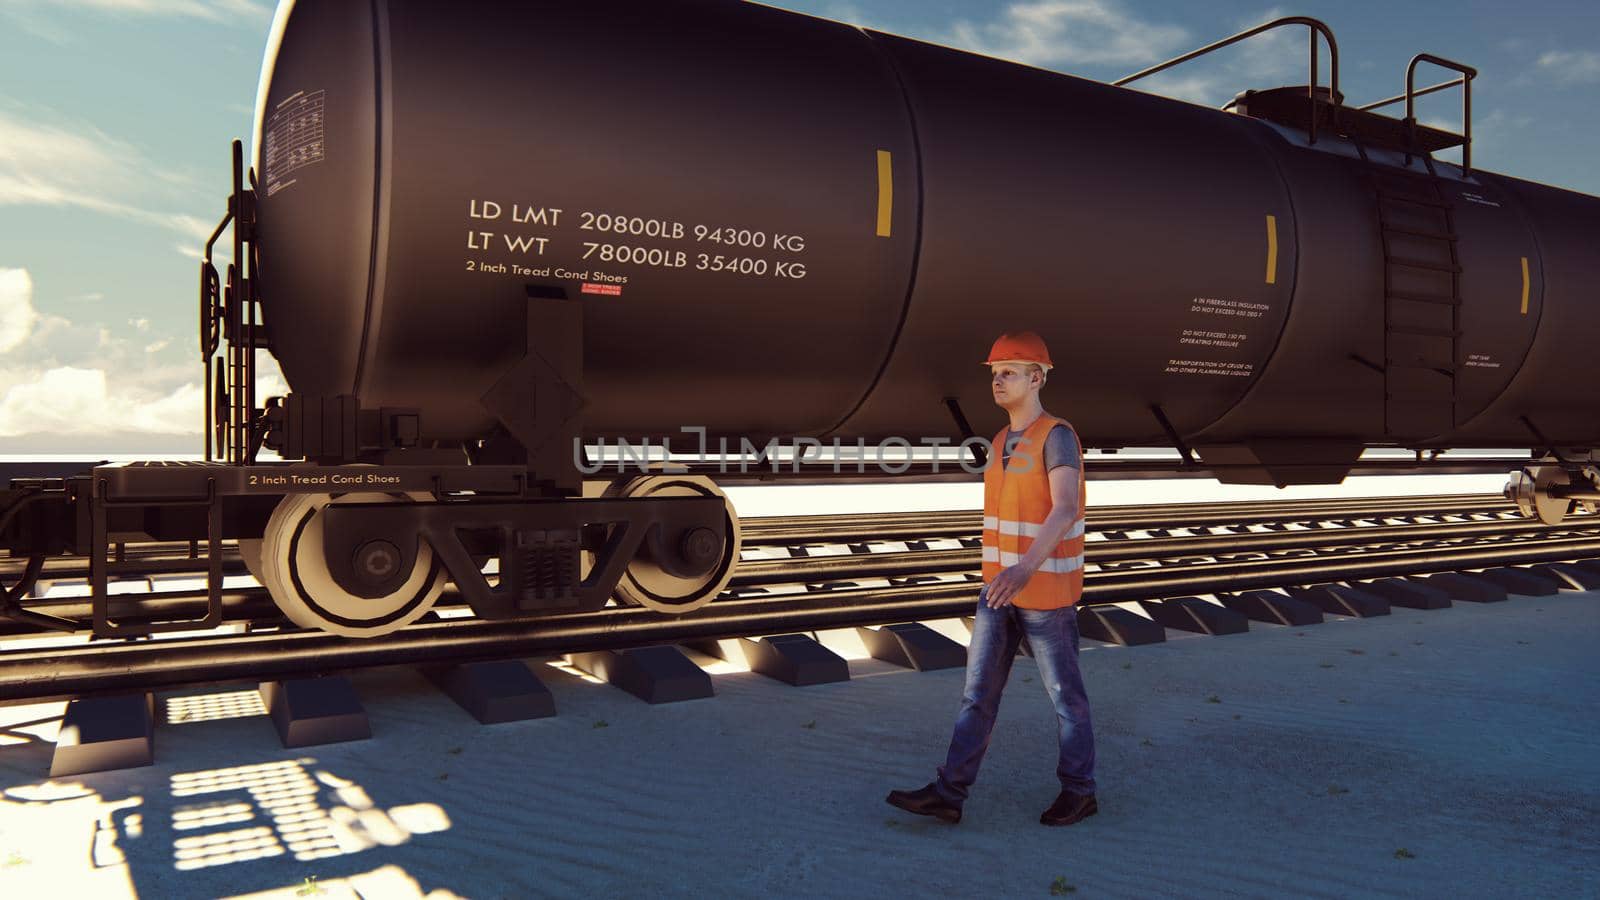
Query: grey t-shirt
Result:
<box><xmin>1001</xmin><ymin>423</ymin><xmax>1081</xmax><ymax>472</ymax></box>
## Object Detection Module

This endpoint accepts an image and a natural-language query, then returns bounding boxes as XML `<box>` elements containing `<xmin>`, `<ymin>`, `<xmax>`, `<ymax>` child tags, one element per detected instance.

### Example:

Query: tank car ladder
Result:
<box><xmin>1352</xmin><ymin>144</ymin><xmax>1463</xmax><ymax>441</ymax></box>
<box><xmin>1351</xmin><ymin>54</ymin><xmax>1476</xmax><ymax>443</ymax></box>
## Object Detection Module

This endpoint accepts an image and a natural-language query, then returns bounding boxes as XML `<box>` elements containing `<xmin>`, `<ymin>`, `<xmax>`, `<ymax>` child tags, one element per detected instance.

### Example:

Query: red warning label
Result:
<box><xmin>581</xmin><ymin>283</ymin><xmax>622</xmax><ymax>296</ymax></box>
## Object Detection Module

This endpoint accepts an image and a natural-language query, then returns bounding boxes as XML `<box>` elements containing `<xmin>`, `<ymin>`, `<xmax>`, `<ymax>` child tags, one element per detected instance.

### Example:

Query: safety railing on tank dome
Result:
<box><xmin>1358</xmin><ymin>54</ymin><xmax>1478</xmax><ymax>173</ymax></box>
<box><xmin>1112</xmin><ymin>15</ymin><xmax>1341</xmax><ymax>146</ymax></box>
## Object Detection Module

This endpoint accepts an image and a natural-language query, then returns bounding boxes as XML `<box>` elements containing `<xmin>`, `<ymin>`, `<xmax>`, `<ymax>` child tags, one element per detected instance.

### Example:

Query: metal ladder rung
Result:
<box><xmin>1386</xmin><ymin>390</ymin><xmax>1458</xmax><ymax>400</ymax></box>
<box><xmin>1386</xmin><ymin>358</ymin><xmax>1457</xmax><ymax>372</ymax></box>
<box><xmin>1387</xmin><ymin>324</ymin><xmax>1462</xmax><ymax>337</ymax></box>
<box><xmin>1374</xmin><ymin>166</ymin><xmax>1441</xmax><ymax>185</ymax></box>
<box><xmin>1387</xmin><ymin>256</ymin><xmax>1461</xmax><ymax>273</ymax></box>
<box><xmin>1379</xmin><ymin>194</ymin><xmax>1452</xmax><ymax>210</ymax></box>
<box><xmin>1382</xmin><ymin>225</ymin><xmax>1458</xmax><ymax>241</ymax></box>
<box><xmin>1387</xmin><ymin>290</ymin><xmax>1462</xmax><ymax>306</ymax></box>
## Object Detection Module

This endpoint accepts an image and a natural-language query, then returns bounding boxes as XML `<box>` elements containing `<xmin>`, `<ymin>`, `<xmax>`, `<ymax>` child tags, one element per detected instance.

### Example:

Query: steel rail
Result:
<box><xmin>3</xmin><ymin>494</ymin><xmax>1517</xmax><ymax>580</ymax></box>
<box><xmin>3</xmin><ymin>532</ymin><xmax>1598</xmax><ymax>704</ymax></box>
<box><xmin>741</xmin><ymin>498</ymin><xmax>1514</xmax><ymax>544</ymax></box>
<box><xmin>732</xmin><ymin>516</ymin><xmax>1598</xmax><ymax>585</ymax></box>
<box><xmin>744</xmin><ymin>492</ymin><xmax>1498</xmax><ymax>530</ymax></box>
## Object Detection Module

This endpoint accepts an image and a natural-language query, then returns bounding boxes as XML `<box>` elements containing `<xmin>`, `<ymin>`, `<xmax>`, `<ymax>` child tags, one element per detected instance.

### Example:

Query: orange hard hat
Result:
<box><xmin>983</xmin><ymin>331</ymin><xmax>1053</xmax><ymax>371</ymax></box>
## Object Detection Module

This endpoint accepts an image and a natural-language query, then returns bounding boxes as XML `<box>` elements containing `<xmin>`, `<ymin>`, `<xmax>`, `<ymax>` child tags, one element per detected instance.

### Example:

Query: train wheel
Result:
<box><xmin>603</xmin><ymin>474</ymin><xmax>741</xmax><ymax>614</ymax></box>
<box><xmin>258</xmin><ymin>491</ymin><xmax>446</xmax><ymax>638</ymax></box>
<box><xmin>1506</xmin><ymin>466</ymin><xmax>1576</xmax><ymax>526</ymax></box>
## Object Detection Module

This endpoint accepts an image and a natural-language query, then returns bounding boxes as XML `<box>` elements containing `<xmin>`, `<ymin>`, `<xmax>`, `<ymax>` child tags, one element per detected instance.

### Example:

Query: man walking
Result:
<box><xmin>886</xmin><ymin>331</ymin><xmax>1097</xmax><ymax>826</ymax></box>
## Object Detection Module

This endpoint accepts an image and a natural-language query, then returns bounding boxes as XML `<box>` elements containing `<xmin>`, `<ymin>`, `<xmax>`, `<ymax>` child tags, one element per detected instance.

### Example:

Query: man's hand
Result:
<box><xmin>985</xmin><ymin>563</ymin><xmax>1035</xmax><ymax>608</ymax></box>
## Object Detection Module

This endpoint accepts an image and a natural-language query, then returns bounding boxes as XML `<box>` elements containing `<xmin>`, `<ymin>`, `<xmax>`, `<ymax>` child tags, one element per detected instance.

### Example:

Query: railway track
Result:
<box><xmin>0</xmin><ymin>490</ymin><xmax>1528</xmax><ymax>583</ymax></box>
<box><xmin>1</xmin><ymin>493</ymin><xmax>1597</xmax><ymax>704</ymax></box>
<box><xmin>0</xmin><ymin>493</ymin><xmax>1550</xmax><ymax>636</ymax></box>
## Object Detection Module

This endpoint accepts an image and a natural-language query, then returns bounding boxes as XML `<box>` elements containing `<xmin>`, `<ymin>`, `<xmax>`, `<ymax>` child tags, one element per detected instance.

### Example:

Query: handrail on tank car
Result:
<box><xmin>1356</xmin><ymin>76</ymin><xmax>1464</xmax><ymax>112</ymax></box>
<box><xmin>1114</xmin><ymin>16</ymin><xmax>1339</xmax><ymax>146</ymax></box>
<box><xmin>1357</xmin><ymin>55</ymin><xmax>1477</xmax><ymax>172</ymax></box>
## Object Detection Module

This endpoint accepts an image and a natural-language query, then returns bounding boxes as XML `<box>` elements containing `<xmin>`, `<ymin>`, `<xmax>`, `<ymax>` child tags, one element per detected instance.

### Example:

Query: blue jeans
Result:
<box><xmin>934</xmin><ymin>593</ymin><xmax>1097</xmax><ymax>807</ymax></box>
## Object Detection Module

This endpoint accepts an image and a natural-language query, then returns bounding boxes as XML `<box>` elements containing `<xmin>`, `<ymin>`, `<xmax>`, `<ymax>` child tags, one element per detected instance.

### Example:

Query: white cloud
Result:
<box><xmin>0</xmin><ymin>353</ymin><xmax>288</xmax><ymax>440</ymax></box>
<box><xmin>0</xmin><ymin>367</ymin><xmax>202</xmax><ymax>436</ymax></box>
<box><xmin>938</xmin><ymin>4</ymin><xmax>1308</xmax><ymax>108</ymax></box>
<box><xmin>943</xmin><ymin>0</ymin><xmax>1191</xmax><ymax>69</ymax></box>
<box><xmin>818</xmin><ymin>2</ymin><xmax>874</xmax><ymax>28</ymax></box>
<box><xmin>1134</xmin><ymin>7</ymin><xmax>1309</xmax><ymax>107</ymax></box>
<box><xmin>0</xmin><ymin>268</ymin><xmax>38</xmax><ymax>353</ymax></box>
<box><xmin>1536</xmin><ymin>50</ymin><xmax>1600</xmax><ymax>85</ymax></box>
<box><xmin>0</xmin><ymin>107</ymin><xmax>218</xmax><ymax>252</ymax></box>
<box><xmin>2</xmin><ymin>0</ymin><xmax>270</xmax><ymax>24</ymax></box>
<box><xmin>0</xmin><ymin>288</ymin><xmax>289</xmax><ymax>444</ymax></box>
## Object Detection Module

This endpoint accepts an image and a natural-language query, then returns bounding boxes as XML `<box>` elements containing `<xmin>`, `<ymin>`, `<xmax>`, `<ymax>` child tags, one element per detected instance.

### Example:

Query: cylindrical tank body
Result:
<box><xmin>254</xmin><ymin>0</ymin><xmax>1600</xmax><ymax>451</ymax></box>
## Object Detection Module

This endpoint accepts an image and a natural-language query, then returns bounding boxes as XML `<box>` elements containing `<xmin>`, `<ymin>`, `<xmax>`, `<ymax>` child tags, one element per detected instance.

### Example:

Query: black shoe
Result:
<box><xmin>1040</xmin><ymin>790</ymin><xmax>1098</xmax><ymax>826</ymax></box>
<box><xmin>886</xmin><ymin>783</ymin><xmax>961</xmax><ymax>824</ymax></box>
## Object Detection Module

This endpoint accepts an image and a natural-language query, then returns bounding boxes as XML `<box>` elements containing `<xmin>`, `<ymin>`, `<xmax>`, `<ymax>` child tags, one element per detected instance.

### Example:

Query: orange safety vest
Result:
<box><xmin>981</xmin><ymin>413</ymin><xmax>1086</xmax><ymax>609</ymax></box>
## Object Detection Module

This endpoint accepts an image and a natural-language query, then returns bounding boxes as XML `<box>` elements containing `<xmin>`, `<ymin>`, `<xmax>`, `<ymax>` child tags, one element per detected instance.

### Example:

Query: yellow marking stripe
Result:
<box><xmin>1265</xmin><ymin>214</ymin><xmax>1278</xmax><ymax>285</ymax></box>
<box><xmin>875</xmin><ymin>150</ymin><xmax>893</xmax><ymax>237</ymax></box>
<box><xmin>1520</xmin><ymin>256</ymin><xmax>1530</xmax><ymax>315</ymax></box>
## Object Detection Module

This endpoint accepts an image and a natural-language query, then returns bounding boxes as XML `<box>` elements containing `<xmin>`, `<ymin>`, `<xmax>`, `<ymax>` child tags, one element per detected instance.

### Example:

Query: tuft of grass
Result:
<box><xmin>802</xmin><ymin>720</ymin><xmax>816</xmax><ymax>729</ymax></box>
<box><xmin>438</xmin><ymin>773</ymin><xmax>449</xmax><ymax>781</ymax></box>
<box><xmin>1319</xmin><ymin>663</ymin><xmax>1336</xmax><ymax>669</ymax></box>
<box><xmin>296</xmin><ymin>876</ymin><xmax>327</xmax><ymax>897</ymax></box>
<box><xmin>1346</xmin><ymin>649</ymin><xmax>1365</xmax><ymax>655</ymax></box>
<box><xmin>1232</xmin><ymin>714</ymin><xmax>1241</xmax><ymax>720</ymax></box>
<box><xmin>1516</xmin><ymin>640</ymin><xmax>1529</xmax><ymax>645</ymax></box>
<box><xmin>1389</xmin><ymin>651</ymin><xmax>1398</xmax><ymax>656</ymax></box>
<box><xmin>1338</xmin><ymin>698</ymin><xmax>1349</xmax><ymax>704</ymax></box>
<box><xmin>1206</xmin><ymin>694</ymin><xmax>1221</xmax><ymax>704</ymax></box>
<box><xmin>1022</xmin><ymin>676</ymin><xmax>1032</xmax><ymax>683</ymax></box>
<box><xmin>447</xmin><ymin>746</ymin><xmax>463</xmax><ymax>755</ymax></box>
<box><xmin>1050</xmin><ymin>876</ymin><xmax>1077</xmax><ymax>895</ymax></box>
<box><xmin>1327</xmin><ymin>785</ymin><xmax>1349</xmax><ymax>796</ymax></box>
<box><xmin>593</xmin><ymin>719</ymin><xmax>609</xmax><ymax>729</ymax></box>
<box><xmin>1121</xmin><ymin>662</ymin><xmax>1132</xmax><ymax>670</ymax></box>
<box><xmin>3</xmin><ymin>851</ymin><xmax>28</xmax><ymax>869</ymax></box>
<box><xmin>1140</xmin><ymin>738</ymin><xmax>1153</xmax><ymax>747</ymax></box>
<box><xmin>1413</xmin><ymin>641</ymin><xmax>1424</xmax><ymax>646</ymax></box>
<box><xmin>1394</xmin><ymin>848</ymin><xmax>1415</xmax><ymax>860</ymax></box>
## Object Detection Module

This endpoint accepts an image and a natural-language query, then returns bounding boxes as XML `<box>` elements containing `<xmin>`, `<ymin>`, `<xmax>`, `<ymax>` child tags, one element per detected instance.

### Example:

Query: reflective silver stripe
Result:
<box><xmin>1036</xmin><ymin>554</ymin><xmax>1084</xmax><ymax>575</ymax></box>
<box><xmin>981</xmin><ymin>548</ymin><xmax>1084</xmax><ymax>574</ymax></box>
<box><xmin>994</xmin><ymin>517</ymin><xmax>1086</xmax><ymax>540</ymax></box>
<box><xmin>996</xmin><ymin>518</ymin><xmax>1039</xmax><ymax>537</ymax></box>
<box><xmin>983</xmin><ymin>516</ymin><xmax>1000</xmax><ymax>531</ymax></box>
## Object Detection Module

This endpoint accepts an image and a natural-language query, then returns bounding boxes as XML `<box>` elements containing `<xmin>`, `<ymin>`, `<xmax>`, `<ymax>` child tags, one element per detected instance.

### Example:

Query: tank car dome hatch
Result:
<box><xmin>1225</xmin><ymin>84</ymin><xmax>1346</xmax><ymax>115</ymax></box>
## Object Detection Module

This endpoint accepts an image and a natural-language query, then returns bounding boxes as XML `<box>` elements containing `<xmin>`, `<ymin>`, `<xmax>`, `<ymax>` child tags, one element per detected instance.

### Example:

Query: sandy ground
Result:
<box><xmin>1</xmin><ymin>586</ymin><xmax>1597</xmax><ymax>898</ymax></box>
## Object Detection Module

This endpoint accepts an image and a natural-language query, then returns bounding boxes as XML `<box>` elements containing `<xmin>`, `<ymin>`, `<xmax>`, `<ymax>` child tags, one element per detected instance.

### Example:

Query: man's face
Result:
<box><xmin>991</xmin><ymin>363</ymin><xmax>1037</xmax><ymax>408</ymax></box>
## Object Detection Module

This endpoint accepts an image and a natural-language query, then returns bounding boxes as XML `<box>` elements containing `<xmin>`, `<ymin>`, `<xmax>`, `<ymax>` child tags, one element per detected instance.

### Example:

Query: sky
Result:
<box><xmin>0</xmin><ymin>0</ymin><xmax>1596</xmax><ymax>455</ymax></box>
